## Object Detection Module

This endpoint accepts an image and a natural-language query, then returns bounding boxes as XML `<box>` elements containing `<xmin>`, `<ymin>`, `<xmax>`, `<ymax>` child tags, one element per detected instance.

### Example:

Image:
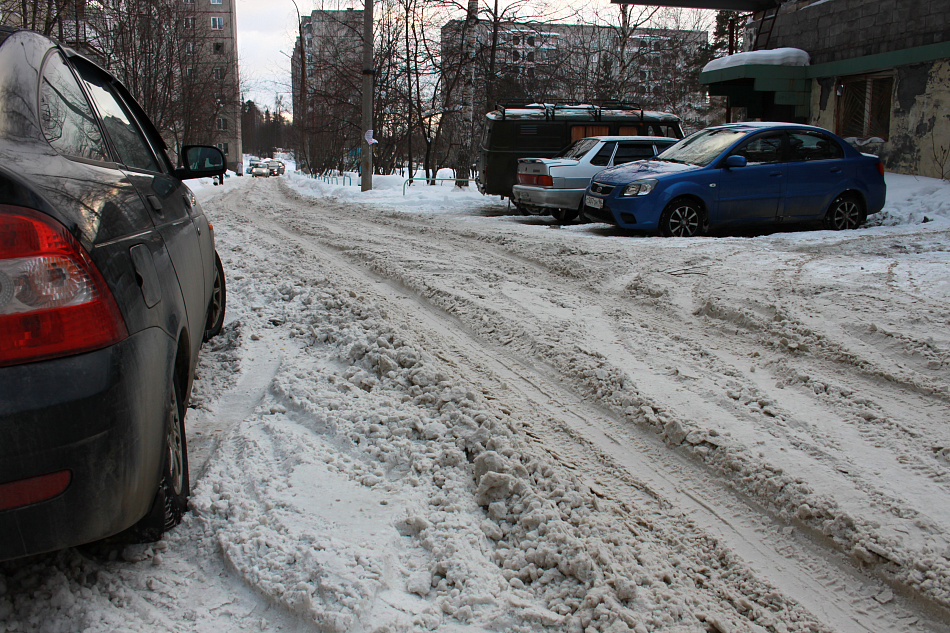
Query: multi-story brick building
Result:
<box><xmin>181</xmin><ymin>0</ymin><xmax>243</xmax><ymax>173</ymax></box>
<box><xmin>440</xmin><ymin>19</ymin><xmax>709</xmax><ymax>120</ymax></box>
<box><xmin>291</xmin><ymin>8</ymin><xmax>364</xmax><ymax>172</ymax></box>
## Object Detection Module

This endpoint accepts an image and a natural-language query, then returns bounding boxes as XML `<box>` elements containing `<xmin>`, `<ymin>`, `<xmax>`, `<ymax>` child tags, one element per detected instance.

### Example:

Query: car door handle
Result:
<box><xmin>830</xmin><ymin>167</ymin><xmax>842</xmax><ymax>173</ymax></box>
<box><xmin>770</xmin><ymin>171</ymin><xmax>783</xmax><ymax>177</ymax></box>
<box><xmin>146</xmin><ymin>194</ymin><xmax>163</xmax><ymax>214</ymax></box>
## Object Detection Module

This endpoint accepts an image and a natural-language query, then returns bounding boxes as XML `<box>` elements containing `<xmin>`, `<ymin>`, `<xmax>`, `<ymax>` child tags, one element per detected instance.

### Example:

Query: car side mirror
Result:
<box><xmin>174</xmin><ymin>145</ymin><xmax>227</xmax><ymax>180</ymax></box>
<box><xmin>725</xmin><ymin>155</ymin><xmax>747</xmax><ymax>169</ymax></box>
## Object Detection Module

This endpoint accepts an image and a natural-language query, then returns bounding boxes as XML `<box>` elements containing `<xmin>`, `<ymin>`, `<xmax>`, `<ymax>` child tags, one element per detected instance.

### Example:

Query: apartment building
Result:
<box><xmin>291</xmin><ymin>9</ymin><xmax>364</xmax><ymax>172</ymax></box>
<box><xmin>439</xmin><ymin>19</ymin><xmax>709</xmax><ymax>121</ymax></box>
<box><xmin>181</xmin><ymin>0</ymin><xmax>243</xmax><ymax>173</ymax></box>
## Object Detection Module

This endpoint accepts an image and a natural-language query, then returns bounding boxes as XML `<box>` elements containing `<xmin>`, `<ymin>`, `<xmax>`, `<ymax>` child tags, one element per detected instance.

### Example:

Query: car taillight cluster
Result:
<box><xmin>0</xmin><ymin>205</ymin><xmax>128</xmax><ymax>367</ymax></box>
<box><xmin>517</xmin><ymin>173</ymin><xmax>554</xmax><ymax>187</ymax></box>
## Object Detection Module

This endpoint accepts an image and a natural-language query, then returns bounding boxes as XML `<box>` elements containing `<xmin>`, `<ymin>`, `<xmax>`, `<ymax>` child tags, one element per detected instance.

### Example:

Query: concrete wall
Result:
<box><xmin>772</xmin><ymin>0</ymin><xmax>949</xmax><ymax>177</ymax></box>
<box><xmin>769</xmin><ymin>0</ymin><xmax>949</xmax><ymax>65</ymax></box>
<box><xmin>809</xmin><ymin>59</ymin><xmax>950</xmax><ymax>179</ymax></box>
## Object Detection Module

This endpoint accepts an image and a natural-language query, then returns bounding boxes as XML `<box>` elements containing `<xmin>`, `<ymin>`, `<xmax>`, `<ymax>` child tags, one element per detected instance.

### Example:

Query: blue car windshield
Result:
<box><xmin>654</xmin><ymin>129</ymin><xmax>746</xmax><ymax>167</ymax></box>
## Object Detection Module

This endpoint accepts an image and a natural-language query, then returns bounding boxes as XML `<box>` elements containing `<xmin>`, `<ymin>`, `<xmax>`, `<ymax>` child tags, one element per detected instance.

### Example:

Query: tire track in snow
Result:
<box><xmin>215</xmin><ymin>180</ymin><xmax>949</xmax><ymax>632</ymax></box>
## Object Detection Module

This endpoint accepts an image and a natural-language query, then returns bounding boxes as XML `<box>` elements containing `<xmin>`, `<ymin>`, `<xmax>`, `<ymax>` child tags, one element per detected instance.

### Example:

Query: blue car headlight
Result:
<box><xmin>620</xmin><ymin>179</ymin><xmax>658</xmax><ymax>197</ymax></box>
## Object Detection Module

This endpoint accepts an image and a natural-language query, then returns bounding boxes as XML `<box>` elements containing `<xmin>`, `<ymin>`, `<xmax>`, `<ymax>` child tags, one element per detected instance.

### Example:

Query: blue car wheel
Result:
<box><xmin>824</xmin><ymin>193</ymin><xmax>865</xmax><ymax>230</ymax></box>
<box><xmin>660</xmin><ymin>198</ymin><xmax>705</xmax><ymax>237</ymax></box>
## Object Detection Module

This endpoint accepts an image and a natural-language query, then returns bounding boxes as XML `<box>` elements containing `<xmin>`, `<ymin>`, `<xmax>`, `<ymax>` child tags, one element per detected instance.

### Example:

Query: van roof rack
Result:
<box><xmin>495</xmin><ymin>100</ymin><xmax>644</xmax><ymax>121</ymax></box>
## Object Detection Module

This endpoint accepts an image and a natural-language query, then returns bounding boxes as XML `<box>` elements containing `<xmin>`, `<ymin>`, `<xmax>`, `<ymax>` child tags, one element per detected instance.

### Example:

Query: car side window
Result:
<box><xmin>788</xmin><ymin>131</ymin><xmax>844</xmax><ymax>162</ymax></box>
<box><xmin>590</xmin><ymin>142</ymin><xmax>616</xmax><ymax>166</ymax></box>
<box><xmin>614</xmin><ymin>142</ymin><xmax>658</xmax><ymax>165</ymax></box>
<box><xmin>73</xmin><ymin>65</ymin><xmax>162</xmax><ymax>173</ymax></box>
<box><xmin>732</xmin><ymin>132</ymin><xmax>784</xmax><ymax>165</ymax></box>
<box><xmin>38</xmin><ymin>52</ymin><xmax>109</xmax><ymax>162</ymax></box>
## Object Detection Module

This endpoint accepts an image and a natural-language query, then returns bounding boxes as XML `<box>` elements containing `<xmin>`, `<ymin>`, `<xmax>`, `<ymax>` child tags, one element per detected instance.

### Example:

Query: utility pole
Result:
<box><xmin>360</xmin><ymin>0</ymin><xmax>374</xmax><ymax>191</ymax></box>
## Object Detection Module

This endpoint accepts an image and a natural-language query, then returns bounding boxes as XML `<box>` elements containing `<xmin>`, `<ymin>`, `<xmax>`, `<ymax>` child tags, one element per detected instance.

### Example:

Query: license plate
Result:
<box><xmin>585</xmin><ymin>195</ymin><xmax>603</xmax><ymax>209</ymax></box>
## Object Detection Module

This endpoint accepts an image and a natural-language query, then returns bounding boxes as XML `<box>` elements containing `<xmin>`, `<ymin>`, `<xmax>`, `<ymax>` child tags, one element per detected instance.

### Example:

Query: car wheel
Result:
<box><xmin>555</xmin><ymin>205</ymin><xmax>580</xmax><ymax>224</ymax></box>
<box><xmin>203</xmin><ymin>252</ymin><xmax>226</xmax><ymax>341</ymax></box>
<box><xmin>659</xmin><ymin>198</ymin><xmax>704</xmax><ymax>237</ymax></box>
<box><xmin>129</xmin><ymin>376</ymin><xmax>189</xmax><ymax>542</ymax></box>
<box><xmin>824</xmin><ymin>194</ymin><xmax>865</xmax><ymax>230</ymax></box>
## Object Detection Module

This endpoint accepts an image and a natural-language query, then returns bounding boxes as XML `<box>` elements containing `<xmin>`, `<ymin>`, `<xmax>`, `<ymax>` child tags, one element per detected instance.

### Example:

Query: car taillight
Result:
<box><xmin>517</xmin><ymin>174</ymin><xmax>554</xmax><ymax>187</ymax></box>
<box><xmin>0</xmin><ymin>470</ymin><xmax>71</xmax><ymax>510</ymax></box>
<box><xmin>0</xmin><ymin>205</ymin><xmax>128</xmax><ymax>367</ymax></box>
<box><xmin>877</xmin><ymin>161</ymin><xmax>885</xmax><ymax>176</ymax></box>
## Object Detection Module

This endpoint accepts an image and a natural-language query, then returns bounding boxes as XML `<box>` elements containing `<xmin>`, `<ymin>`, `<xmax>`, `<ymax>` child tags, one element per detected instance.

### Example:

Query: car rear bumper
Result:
<box><xmin>511</xmin><ymin>185</ymin><xmax>584</xmax><ymax>211</ymax></box>
<box><xmin>0</xmin><ymin>327</ymin><xmax>174</xmax><ymax>561</ymax></box>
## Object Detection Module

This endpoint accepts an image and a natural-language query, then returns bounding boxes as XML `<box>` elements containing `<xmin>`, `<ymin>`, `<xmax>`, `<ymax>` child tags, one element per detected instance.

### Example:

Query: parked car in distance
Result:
<box><xmin>251</xmin><ymin>164</ymin><xmax>269</xmax><ymax>177</ymax></box>
<box><xmin>583</xmin><ymin>122</ymin><xmax>886</xmax><ymax>237</ymax></box>
<box><xmin>0</xmin><ymin>27</ymin><xmax>227</xmax><ymax>561</ymax></box>
<box><xmin>276</xmin><ymin>160</ymin><xmax>286</xmax><ymax>175</ymax></box>
<box><xmin>246</xmin><ymin>159</ymin><xmax>262</xmax><ymax>175</ymax></box>
<box><xmin>512</xmin><ymin>136</ymin><xmax>676</xmax><ymax>222</ymax></box>
<box><xmin>267</xmin><ymin>160</ymin><xmax>281</xmax><ymax>176</ymax></box>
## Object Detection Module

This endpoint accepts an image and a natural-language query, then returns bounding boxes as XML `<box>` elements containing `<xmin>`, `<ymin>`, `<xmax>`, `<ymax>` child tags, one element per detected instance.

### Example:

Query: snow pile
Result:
<box><xmin>285</xmin><ymin>170</ymin><xmax>498</xmax><ymax>216</ymax></box>
<box><xmin>870</xmin><ymin>173</ymin><xmax>950</xmax><ymax>227</ymax></box>
<box><xmin>702</xmin><ymin>48</ymin><xmax>810</xmax><ymax>73</ymax></box>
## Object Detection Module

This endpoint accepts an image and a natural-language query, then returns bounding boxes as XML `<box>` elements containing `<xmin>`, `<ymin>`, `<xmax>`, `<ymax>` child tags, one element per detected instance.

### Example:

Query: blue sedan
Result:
<box><xmin>583</xmin><ymin>122</ymin><xmax>886</xmax><ymax>236</ymax></box>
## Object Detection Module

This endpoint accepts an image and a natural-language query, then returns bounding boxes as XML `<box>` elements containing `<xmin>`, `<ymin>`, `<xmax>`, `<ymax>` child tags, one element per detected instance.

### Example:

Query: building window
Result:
<box><xmin>211</xmin><ymin>16</ymin><xmax>224</xmax><ymax>30</ymax></box>
<box><xmin>184</xmin><ymin>16</ymin><xmax>195</xmax><ymax>28</ymax></box>
<box><xmin>185</xmin><ymin>41</ymin><xmax>195</xmax><ymax>54</ymax></box>
<box><xmin>217</xmin><ymin>142</ymin><xmax>228</xmax><ymax>155</ymax></box>
<box><xmin>210</xmin><ymin>0</ymin><xmax>222</xmax><ymax>3</ymax></box>
<box><xmin>526</xmin><ymin>51</ymin><xmax>534</xmax><ymax>63</ymax></box>
<box><xmin>216</xmin><ymin>118</ymin><xmax>228</xmax><ymax>131</ymax></box>
<box><xmin>183</xmin><ymin>0</ymin><xmax>194</xmax><ymax>3</ymax></box>
<box><xmin>213</xmin><ymin>42</ymin><xmax>223</xmax><ymax>54</ymax></box>
<box><xmin>836</xmin><ymin>74</ymin><xmax>893</xmax><ymax>140</ymax></box>
<box><xmin>512</xmin><ymin>50</ymin><xmax>520</xmax><ymax>61</ymax></box>
<box><xmin>185</xmin><ymin>67</ymin><xmax>194</xmax><ymax>77</ymax></box>
<box><xmin>527</xmin><ymin>36</ymin><xmax>535</xmax><ymax>47</ymax></box>
<box><xmin>212</xmin><ymin>68</ymin><xmax>224</xmax><ymax>80</ymax></box>
<box><xmin>513</xmin><ymin>36</ymin><xmax>520</xmax><ymax>46</ymax></box>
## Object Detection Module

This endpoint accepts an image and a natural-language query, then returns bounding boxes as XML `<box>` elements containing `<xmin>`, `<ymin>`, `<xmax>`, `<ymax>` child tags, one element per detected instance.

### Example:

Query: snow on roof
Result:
<box><xmin>702</xmin><ymin>47</ymin><xmax>810</xmax><ymax>73</ymax></box>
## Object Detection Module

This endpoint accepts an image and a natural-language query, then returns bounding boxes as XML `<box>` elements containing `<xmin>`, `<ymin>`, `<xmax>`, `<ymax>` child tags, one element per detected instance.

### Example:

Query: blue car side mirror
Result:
<box><xmin>725</xmin><ymin>155</ymin><xmax>747</xmax><ymax>169</ymax></box>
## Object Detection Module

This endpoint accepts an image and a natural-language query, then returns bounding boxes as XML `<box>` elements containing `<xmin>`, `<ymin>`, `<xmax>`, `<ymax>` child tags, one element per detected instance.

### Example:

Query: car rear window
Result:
<box><xmin>554</xmin><ymin>138</ymin><xmax>598</xmax><ymax>159</ymax></box>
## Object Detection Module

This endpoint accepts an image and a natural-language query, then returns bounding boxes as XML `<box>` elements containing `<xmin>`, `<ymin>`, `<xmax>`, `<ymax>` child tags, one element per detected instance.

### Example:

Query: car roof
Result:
<box><xmin>706</xmin><ymin>121</ymin><xmax>834</xmax><ymax>134</ymax></box>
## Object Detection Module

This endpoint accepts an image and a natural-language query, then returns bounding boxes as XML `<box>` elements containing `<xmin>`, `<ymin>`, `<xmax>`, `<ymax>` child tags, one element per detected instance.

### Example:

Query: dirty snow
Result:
<box><xmin>2</xmin><ymin>168</ymin><xmax>950</xmax><ymax>633</ymax></box>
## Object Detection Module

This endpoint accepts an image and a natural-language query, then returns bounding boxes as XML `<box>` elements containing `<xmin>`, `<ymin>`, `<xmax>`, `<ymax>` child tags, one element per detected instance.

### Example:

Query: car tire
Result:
<box><xmin>659</xmin><ymin>198</ymin><xmax>705</xmax><ymax>237</ymax></box>
<box><xmin>555</xmin><ymin>205</ymin><xmax>580</xmax><ymax>224</ymax></box>
<box><xmin>128</xmin><ymin>376</ymin><xmax>189</xmax><ymax>542</ymax></box>
<box><xmin>824</xmin><ymin>193</ymin><xmax>865</xmax><ymax>230</ymax></box>
<box><xmin>203</xmin><ymin>252</ymin><xmax>226</xmax><ymax>342</ymax></box>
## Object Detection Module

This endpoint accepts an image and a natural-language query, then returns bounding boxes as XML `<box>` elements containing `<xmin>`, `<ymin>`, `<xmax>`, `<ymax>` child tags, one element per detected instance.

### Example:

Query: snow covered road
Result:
<box><xmin>3</xmin><ymin>171</ymin><xmax>950</xmax><ymax>633</ymax></box>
